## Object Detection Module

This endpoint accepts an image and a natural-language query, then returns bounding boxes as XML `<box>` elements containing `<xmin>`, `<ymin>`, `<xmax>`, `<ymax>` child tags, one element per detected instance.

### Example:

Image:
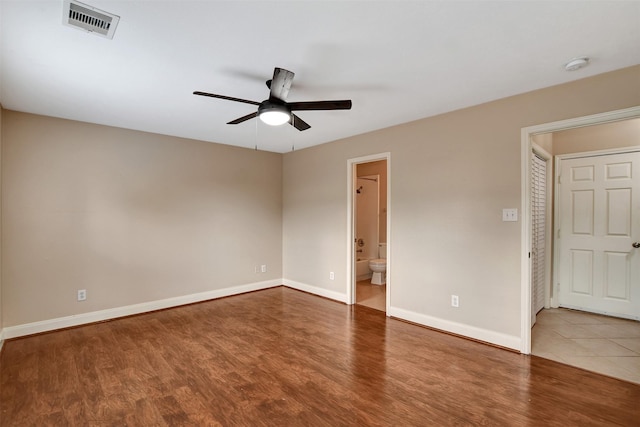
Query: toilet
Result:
<box><xmin>368</xmin><ymin>243</ymin><xmax>387</xmax><ymax>285</ymax></box>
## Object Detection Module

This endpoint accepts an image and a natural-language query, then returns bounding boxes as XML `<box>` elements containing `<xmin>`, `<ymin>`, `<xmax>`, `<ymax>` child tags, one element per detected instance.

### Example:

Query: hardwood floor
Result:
<box><xmin>1</xmin><ymin>287</ymin><xmax>639</xmax><ymax>426</ymax></box>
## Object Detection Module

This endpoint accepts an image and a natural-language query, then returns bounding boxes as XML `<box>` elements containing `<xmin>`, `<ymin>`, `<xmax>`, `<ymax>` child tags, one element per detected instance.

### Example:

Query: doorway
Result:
<box><xmin>520</xmin><ymin>106</ymin><xmax>640</xmax><ymax>355</ymax></box>
<box><xmin>347</xmin><ymin>153</ymin><xmax>390</xmax><ymax>313</ymax></box>
<box><xmin>523</xmin><ymin>111</ymin><xmax>640</xmax><ymax>384</ymax></box>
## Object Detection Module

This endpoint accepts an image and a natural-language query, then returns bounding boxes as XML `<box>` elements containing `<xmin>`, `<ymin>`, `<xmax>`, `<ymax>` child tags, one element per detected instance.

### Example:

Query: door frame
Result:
<box><xmin>519</xmin><ymin>106</ymin><xmax>640</xmax><ymax>354</ymax></box>
<box><xmin>347</xmin><ymin>152</ymin><xmax>391</xmax><ymax>313</ymax></box>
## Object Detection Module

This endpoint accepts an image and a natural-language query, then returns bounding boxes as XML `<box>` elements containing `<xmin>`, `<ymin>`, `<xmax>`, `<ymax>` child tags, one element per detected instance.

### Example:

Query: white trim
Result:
<box><xmin>346</xmin><ymin>152</ymin><xmax>391</xmax><ymax>312</ymax></box>
<box><xmin>283</xmin><ymin>279</ymin><xmax>347</xmax><ymax>303</ymax></box>
<box><xmin>520</xmin><ymin>105</ymin><xmax>640</xmax><ymax>355</ymax></box>
<box><xmin>2</xmin><ymin>279</ymin><xmax>282</xmax><ymax>339</ymax></box>
<box><xmin>523</xmin><ymin>106</ymin><xmax>640</xmax><ymax>135</ymax></box>
<box><xmin>389</xmin><ymin>306</ymin><xmax>521</xmax><ymax>351</ymax></box>
<box><xmin>0</xmin><ymin>329</ymin><xmax>5</xmax><ymax>352</ymax></box>
<box><xmin>552</xmin><ymin>155</ymin><xmax>562</xmax><ymax>309</ymax></box>
<box><xmin>520</xmin><ymin>129</ymin><xmax>532</xmax><ymax>354</ymax></box>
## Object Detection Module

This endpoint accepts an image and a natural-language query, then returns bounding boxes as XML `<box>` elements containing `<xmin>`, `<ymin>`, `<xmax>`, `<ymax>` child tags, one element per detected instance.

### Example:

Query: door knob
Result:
<box><xmin>633</xmin><ymin>242</ymin><xmax>640</xmax><ymax>248</ymax></box>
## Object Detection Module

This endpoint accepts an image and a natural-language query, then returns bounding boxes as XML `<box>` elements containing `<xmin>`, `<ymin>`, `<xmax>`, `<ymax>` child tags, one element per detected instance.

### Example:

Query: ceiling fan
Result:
<box><xmin>194</xmin><ymin>67</ymin><xmax>352</xmax><ymax>131</ymax></box>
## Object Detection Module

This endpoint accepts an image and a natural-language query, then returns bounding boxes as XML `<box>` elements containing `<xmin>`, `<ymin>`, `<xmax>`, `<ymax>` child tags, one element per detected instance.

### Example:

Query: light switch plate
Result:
<box><xmin>502</xmin><ymin>208</ymin><xmax>518</xmax><ymax>222</ymax></box>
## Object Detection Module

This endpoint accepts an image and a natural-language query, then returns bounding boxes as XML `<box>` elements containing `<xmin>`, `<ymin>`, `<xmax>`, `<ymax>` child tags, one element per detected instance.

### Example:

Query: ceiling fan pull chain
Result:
<box><xmin>254</xmin><ymin>111</ymin><xmax>259</xmax><ymax>151</ymax></box>
<box><xmin>291</xmin><ymin>116</ymin><xmax>295</xmax><ymax>151</ymax></box>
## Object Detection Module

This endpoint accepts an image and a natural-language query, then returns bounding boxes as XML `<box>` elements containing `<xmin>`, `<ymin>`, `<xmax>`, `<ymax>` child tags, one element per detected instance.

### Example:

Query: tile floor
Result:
<box><xmin>355</xmin><ymin>279</ymin><xmax>386</xmax><ymax>311</ymax></box>
<box><xmin>532</xmin><ymin>308</ymin><xmax>640</xmax><ymax>384</ymax></box>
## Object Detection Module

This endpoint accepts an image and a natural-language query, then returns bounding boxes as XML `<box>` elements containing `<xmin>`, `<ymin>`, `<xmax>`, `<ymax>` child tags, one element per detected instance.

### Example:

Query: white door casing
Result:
<box><xmin>556</xmin><ymin>151</ymin><xmax>640</xmax><ymax>320</ymax></box>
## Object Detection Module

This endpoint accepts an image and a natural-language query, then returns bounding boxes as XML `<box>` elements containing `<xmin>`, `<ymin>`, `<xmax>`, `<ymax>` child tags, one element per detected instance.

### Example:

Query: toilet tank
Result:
<box><xmin>379</xmin><ymin>243</ymin><xmax>387</xmax><ymax>259</ymax></box>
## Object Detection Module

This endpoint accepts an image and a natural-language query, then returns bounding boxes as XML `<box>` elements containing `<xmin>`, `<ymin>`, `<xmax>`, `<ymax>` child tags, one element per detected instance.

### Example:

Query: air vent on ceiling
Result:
<box><xmin>62</xmin><ymin>0</ymin><xmax>120</xmax><ymax>39</ymax></box>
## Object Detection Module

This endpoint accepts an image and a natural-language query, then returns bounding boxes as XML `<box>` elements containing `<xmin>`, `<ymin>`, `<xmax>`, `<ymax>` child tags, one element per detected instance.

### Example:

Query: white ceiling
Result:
<box><xmin>1</xmin><ymin>1</ymin><xmax>639</xmax><ymax>153</ymax></box>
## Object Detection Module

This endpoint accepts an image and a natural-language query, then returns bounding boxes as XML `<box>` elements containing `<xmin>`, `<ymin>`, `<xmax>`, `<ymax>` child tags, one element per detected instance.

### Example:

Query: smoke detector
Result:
<box><xmin>564</xmin><ymin>57</ymin><xmax>590</xmax><ymax>71</ymax></box>
<box><xmin>62</xmin><ymin>0</ymin><xmax>120</xmax><ymax>39</ymax></box>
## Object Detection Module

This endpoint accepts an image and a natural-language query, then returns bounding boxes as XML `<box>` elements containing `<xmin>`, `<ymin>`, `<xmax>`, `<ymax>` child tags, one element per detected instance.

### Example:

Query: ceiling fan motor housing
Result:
<box><xmin>258</xmin><ymin>100</ymin><xmax>291</xmax><ymax>125</ymax></box>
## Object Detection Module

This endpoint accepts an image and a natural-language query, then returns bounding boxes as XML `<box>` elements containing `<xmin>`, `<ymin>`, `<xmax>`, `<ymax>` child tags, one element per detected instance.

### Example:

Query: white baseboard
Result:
<box><xmin>2</xmin><ymin>279</ymin><xmax>282</xmax><ymax>340</ymax></box>
<box><xmin>2</xmin><ymin>280</ymin><xmax>521</xmax><ymax>352</ymax></box>
<box><xmin>283</xmin><ymin>279</ymin><xmax>347</xmax><ymax>303</ymax></box>
<box><xmin>389</xmin><ymin>306</ymin><xmax>522</xmax><ymax>351</ymax></box>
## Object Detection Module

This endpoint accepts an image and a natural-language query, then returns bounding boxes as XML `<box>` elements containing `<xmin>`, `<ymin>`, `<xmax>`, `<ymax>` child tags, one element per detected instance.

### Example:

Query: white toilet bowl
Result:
<box><xmin>368</xmin><ymin>258</ymin><xmax>386</xmax><ymax>285</ymax></box>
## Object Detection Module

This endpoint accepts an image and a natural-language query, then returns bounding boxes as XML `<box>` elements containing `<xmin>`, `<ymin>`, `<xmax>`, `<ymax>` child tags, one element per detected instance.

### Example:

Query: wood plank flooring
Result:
<box><xmin>1</xmin><ymin>286</ymin><xmax>639</xmax><ymax>426</ymax></box>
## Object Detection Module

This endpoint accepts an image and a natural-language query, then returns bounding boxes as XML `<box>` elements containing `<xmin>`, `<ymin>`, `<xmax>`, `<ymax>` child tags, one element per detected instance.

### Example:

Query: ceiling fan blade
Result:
<box><xmin>193</xmin><ymin>91</ymin><xmax>260</xmax><ymax>106</ymax></box>
<box><xmin>227</xmin><ymin>111</ymin><xmax>258</xmax><ymax>125</ymax></box>
<box><xmin>287</xmin><ymin>100</ymin><xmax>352</xmax><ymax>111</ymax></box>
<box><xmin>269</xmin><ymin>67</ymin><xmax>295</xmax><ymax>102</ymax></box>
<box><xmin>290</xmin><ymin>114</ymin><xmax>311</xmax><ymax>131</ymax></box>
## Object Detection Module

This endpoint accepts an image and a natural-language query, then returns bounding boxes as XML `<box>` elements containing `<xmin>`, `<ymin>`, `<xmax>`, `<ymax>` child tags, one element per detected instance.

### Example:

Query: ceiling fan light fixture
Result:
<box><xmin>258</xmin><ymin>102</ymin><xmax>290</xmax><ymax>126</ymax></box>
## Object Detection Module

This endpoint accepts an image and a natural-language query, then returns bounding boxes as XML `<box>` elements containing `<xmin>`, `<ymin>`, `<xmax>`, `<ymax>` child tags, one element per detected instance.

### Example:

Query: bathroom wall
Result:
<box><xmin>282</xmin><ymin>65</ymin><xmax>640</xmax><ymax>348</ymax></box>
<box><xmin>357</xmin><ymin>160</ymin><xmax>387</xmax><ymax>244</ymax></box>
<box><xmin>2</xmin><ymin>111</ymin><xmax>283</xmax><ymax>328</ymax></box>
<box><xmin>355</xmin><ymin>176</ymin><xmax>379</xmax><ymax>259</ymax></box>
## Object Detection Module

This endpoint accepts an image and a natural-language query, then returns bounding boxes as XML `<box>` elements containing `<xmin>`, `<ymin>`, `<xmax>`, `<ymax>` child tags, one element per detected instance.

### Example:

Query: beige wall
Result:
<box><xmin>2</xmin><ymin>112</ymin><xmax>282</xmax><ymax>326</ymax></box>
<box><xmin>531</xmin><ymin>132</ymin><xmax>554</xmax><ymax>154</ymax></box>
<box><xmin>532</xmin><ymin>117</ymin><xmax>640</xmax><ymax>156</ymax></box>
<box><xmin>282</xmin><ymin>66</ymin><xmax>640</xmax><ymax>342</ymax></box>
<box><xmin>553</xmin><ymin>117</ymin><xmax>640</xmax><ymax>155</ymax></box>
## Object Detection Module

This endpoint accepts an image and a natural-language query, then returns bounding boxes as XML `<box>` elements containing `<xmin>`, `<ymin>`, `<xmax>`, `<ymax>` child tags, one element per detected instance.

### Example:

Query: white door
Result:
<box><xmin>531</xmin><ymin>153</ymin><xmax>547</xmax><ymax>326</ymax></box>
<box><xmin>557</xmin><ymin>151</ymin><xmax>640</xmax><ymax>319</ymax></box>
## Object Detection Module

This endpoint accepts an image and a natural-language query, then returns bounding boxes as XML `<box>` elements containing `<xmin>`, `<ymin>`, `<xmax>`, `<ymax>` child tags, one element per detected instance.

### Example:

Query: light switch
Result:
<box><xmin>502</xmin><ymin>208</ymin><xmax>518</xmax><ymax>222</ymax></box>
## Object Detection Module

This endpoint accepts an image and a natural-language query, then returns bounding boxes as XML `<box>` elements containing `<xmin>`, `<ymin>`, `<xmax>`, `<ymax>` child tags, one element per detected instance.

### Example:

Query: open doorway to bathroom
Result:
<box><xmin>348</xmin><ymin>155</ymin><xmax>389</xmax><ymax>313</ymax></box>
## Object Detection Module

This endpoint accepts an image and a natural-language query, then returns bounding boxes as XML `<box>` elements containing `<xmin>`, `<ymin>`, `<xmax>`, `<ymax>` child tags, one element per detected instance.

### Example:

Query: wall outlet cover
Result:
<box><xmin>502</xmin><ymin>208</ymin><xmax>518</xmax><ymax>222</ymax></box>
<box><xmin>451</xmin><ymin>294</ymin><xmax>459</xmax><ymax>307</ymax></box>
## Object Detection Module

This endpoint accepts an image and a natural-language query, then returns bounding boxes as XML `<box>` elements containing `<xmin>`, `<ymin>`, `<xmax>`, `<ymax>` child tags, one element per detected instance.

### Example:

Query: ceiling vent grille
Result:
<box><xmin>63</xmin><ymin>0</ymin><xmax>120</xmax><ymax>39</ymax></box>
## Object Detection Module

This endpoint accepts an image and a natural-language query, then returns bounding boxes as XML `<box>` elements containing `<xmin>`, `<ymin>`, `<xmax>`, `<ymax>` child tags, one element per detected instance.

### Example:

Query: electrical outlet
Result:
<box><xmin>261</xmin><ymin>265</ymin><xmax>267</xmax><ymax>273</ymax></box>
<box><xmin>77</xmin><ymin>289</ymin><xmax>87</xmax><ymax>301</ymax></box>
<box><xmin>451</xmin><ymin>295</ymin><xmax>459</xmax><ymax>307</ymax></box>
<box><xmin>329</xmin><ymin>272</ymin><xmax>335</xmax><ymax>280</ymax></box>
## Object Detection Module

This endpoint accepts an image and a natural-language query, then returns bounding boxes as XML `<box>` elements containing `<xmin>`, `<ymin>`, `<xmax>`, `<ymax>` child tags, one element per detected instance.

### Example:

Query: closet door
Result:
<box><xmin>531</xmin><ymin>153</ymin><xmax>547</xmax><ymax>326</ymax></box>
